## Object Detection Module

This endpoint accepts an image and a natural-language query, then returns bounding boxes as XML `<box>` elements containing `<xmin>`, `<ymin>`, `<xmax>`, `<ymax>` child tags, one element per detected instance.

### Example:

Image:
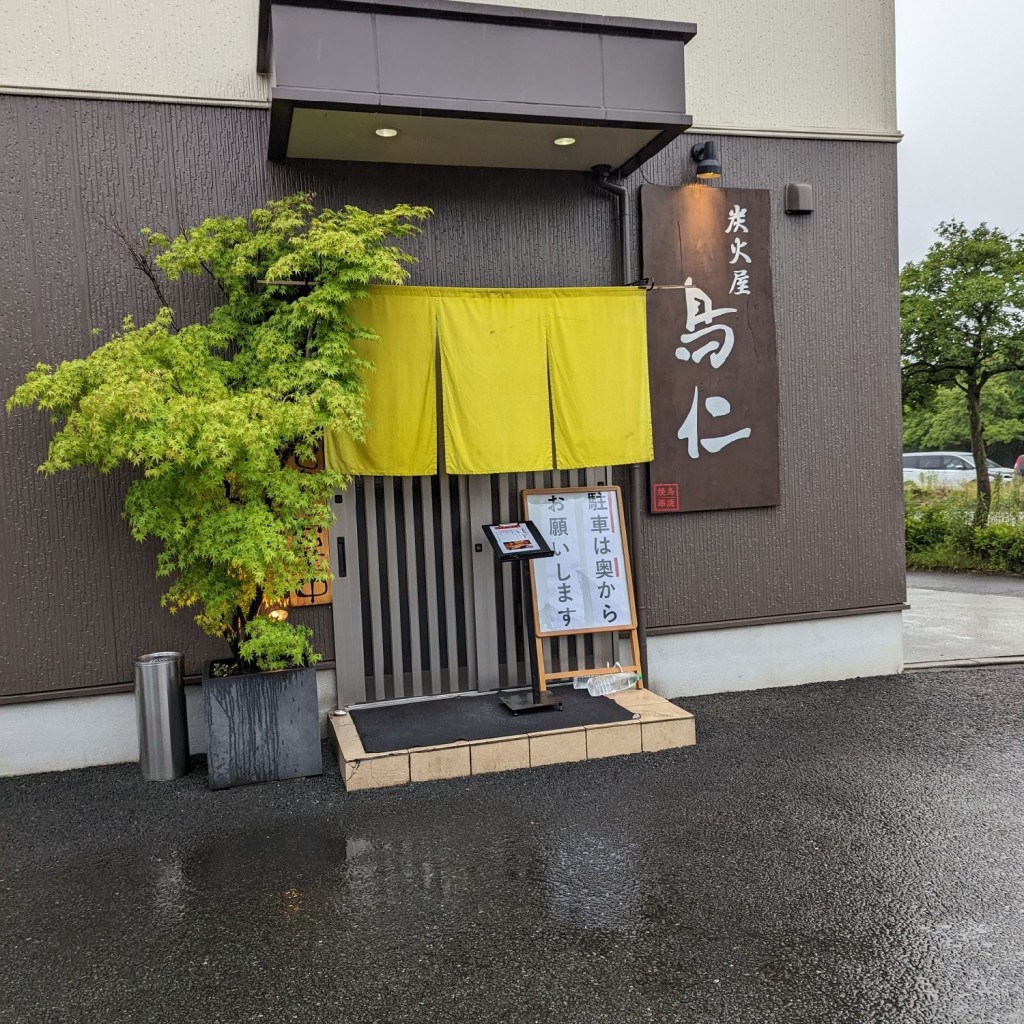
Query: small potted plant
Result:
<box><xmin>8</xmin><ymin>193</ymin><xmax>430</xmax><ymax>788</ymax></box>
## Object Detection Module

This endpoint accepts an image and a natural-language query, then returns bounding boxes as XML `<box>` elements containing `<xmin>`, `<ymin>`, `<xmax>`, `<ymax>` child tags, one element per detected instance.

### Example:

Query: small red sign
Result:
<box><xmin>652</xmin><ymin>483</ymin><xmax>680</xmax><ymax>513</ymax></box>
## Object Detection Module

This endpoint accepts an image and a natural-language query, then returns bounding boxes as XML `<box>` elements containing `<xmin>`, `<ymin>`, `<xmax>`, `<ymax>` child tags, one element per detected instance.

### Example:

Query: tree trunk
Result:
<box><xmin>967</xmin><ymin>384</ymin><xmax>990</xmax><ymax>528</ymax></box>
<box><xmin>229</xmin><ymin>586</ymin><xmax>265</xmax><ymax>665</ymax></box>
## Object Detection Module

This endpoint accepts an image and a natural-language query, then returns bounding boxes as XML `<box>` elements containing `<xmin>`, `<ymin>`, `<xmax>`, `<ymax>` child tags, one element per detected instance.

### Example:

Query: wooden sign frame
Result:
<box><xmin>521</xmin><ymin>485</ymin><xmax>643</xmax><ymax>691</ymax></box>
<box><xmin>641</xmin><ymin>184</ymin><xmax>780</xmax><ymax>513</ymax></box>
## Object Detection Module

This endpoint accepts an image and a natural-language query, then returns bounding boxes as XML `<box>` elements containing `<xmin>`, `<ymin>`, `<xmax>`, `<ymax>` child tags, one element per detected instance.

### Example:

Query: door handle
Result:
<box><xmin>336</xmin><ymin>537</ymin><xmax>347</xmax><ymax>578</ymax></box>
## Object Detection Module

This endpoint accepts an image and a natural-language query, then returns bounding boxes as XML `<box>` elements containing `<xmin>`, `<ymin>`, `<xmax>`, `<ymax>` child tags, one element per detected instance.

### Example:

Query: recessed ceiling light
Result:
<box><xmin>553</xmin><ymin>136</ymin><xmax>576</xmax><ymax>147</ymax></box>
<box><xmin>375</xmin><ymin>128</ymin><xmax>399</xmax><ymax>138</ymax></box>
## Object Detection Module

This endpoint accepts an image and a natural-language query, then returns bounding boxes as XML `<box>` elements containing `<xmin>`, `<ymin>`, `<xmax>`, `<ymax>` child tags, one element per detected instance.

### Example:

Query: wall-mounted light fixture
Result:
<box><xmin>785</xmin><ymin>183</ymin><xmax>814</xmax><ymax>215</ymax></box>
<box><xmin>553</xmin><ymin>136</ymin><xmax>577</xmax><ymax>147</ymax></box>
<box><xmin>260</xmin><ymin>597</ymin><xmax>290</xmax><ymax>622</ymax></box>
<box><xmin>375</xmin><ymin>127</ymin><xmax>399</xmax><ymax>138</ymax></box>
<box><xmin>690</xmin><ymin>141</ymin><xmax>722</xmax><ymax>180</ymax></box>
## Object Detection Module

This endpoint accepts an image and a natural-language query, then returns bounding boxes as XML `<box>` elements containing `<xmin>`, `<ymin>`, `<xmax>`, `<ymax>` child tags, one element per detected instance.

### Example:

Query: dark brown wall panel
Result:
<box><xmin>0</xmin><ymin>96</ymin><xmax>617</xmax><ymax>696</ymax></box>
<box><xmin>635</xmin><ymin>134</ymin><xmax>905</xmax><ymax>628</ymax></box>
<box><xmin>0</xmin><ymin>96</ymin><xmax>902</xmax><ymax>697</ymax></box>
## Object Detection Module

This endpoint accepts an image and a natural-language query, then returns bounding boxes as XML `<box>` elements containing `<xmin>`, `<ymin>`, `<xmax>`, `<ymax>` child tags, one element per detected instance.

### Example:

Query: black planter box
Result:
<box><xmin>202</xmin><ymin>662</ymin><xmax>323</xmax><ymax>790</ymax></box>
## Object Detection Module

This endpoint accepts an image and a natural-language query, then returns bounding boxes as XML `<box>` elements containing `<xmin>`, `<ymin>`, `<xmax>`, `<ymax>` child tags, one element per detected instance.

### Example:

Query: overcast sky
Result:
<box><xmin>896</xmin><ymin>0</ymin><xmax>1024</xmax><ymax>264</ymax></box>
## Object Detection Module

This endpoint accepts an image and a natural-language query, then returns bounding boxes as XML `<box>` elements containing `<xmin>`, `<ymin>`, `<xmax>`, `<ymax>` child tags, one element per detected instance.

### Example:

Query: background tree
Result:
<box><xmin>902</xmin><ymin>374</ymin><xmax>1024</xmax><ymax>466</ymax></box>
<box><xmin>901</xmin><ymin>221</ymin><xmax>1024</xmax><ymax>525</ymax></box>
<box><xmin>8</xmin><ymin>193</ymin><xmax>430</xmax><ymax>671</ymax></box>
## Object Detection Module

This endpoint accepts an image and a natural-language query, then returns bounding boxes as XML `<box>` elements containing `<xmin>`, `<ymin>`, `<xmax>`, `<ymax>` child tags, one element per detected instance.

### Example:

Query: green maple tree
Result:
<box><xmin>902</xmin><ymin>375</ymin><xmax>1024</xmax><ymax>463</ymax></box>
<box><xmin>8</xmin><ymin>193</ymin><xmax>431</xmax><ymax>671</ymax></box>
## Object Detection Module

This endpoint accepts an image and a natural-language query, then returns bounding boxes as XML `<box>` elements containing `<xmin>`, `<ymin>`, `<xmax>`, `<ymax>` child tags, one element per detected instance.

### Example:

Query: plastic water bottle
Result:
<box><xmin>586</xmin><ymin>672</ymin><xmax>640</xmax><ymax>696</ymax></box>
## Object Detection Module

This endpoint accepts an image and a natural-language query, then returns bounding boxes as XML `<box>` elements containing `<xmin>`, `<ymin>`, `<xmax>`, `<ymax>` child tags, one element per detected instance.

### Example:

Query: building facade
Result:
<box><xmin>0</xmin><ymin>0</ymin><xmax>904</xmax><ymax>774</ymax></box>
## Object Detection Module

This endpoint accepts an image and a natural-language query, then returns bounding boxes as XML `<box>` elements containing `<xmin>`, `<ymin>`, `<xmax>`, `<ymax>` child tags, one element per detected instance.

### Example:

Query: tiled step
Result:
<box><xmin>330</xmin><ymin>688</ymin><xmax>696</xmax><ymax>791</ymax></box>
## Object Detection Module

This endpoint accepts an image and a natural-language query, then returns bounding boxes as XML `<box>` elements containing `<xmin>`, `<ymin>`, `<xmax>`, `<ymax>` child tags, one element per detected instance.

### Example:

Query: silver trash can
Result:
<box><xmin>135</xmin><ymin>652</ymin><xmax>189</xmax><ymax>781</ymax></box>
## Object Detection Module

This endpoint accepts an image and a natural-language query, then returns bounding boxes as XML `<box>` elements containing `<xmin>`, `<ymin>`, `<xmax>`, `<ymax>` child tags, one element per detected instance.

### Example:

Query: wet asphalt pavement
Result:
<box><xmin>3</xmin><ymin>668</ymin><xmax>1024</xmax><ymax>1024</ymax></box>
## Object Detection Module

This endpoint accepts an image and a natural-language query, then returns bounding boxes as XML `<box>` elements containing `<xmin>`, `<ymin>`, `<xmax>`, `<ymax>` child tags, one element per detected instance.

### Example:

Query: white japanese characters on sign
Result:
<box><xmin>524</xmin><ymin>488</ymin><xmax>635</xmax><ymax>635</ymax></box>
<box><xmin>673</xmin><ymin>201</ymin><xmax>756</xmax><ymax>461</ymax></box>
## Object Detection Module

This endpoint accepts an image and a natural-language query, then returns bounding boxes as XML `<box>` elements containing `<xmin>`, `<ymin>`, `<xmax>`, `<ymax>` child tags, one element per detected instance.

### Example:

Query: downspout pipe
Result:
<box><xmin>592</xmin><ymin>165</ymin><xmax>630</xmax><ymax>287</ymax></box>
<box><xmin>591</xmin><ymin>166</ymin><xmax>650</xmax><ymax>686</ymax></box>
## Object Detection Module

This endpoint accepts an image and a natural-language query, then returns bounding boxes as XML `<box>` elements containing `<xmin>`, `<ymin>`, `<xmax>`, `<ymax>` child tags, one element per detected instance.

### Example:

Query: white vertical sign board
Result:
<box><xmin>524</xmin><ymin>487</ymin><xmax>636</xmax><ymax>636</ymax></box>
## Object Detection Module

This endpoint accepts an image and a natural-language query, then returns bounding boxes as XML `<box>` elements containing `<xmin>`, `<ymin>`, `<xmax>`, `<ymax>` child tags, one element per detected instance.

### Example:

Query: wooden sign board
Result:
<box><xmin>641</xmin><ymin>184</ymin><xmax>780</xmax><ymax>513</ymax></box>
<box><xmin>288</xmin><ymin>526</ymin><xmax>333</xmax><ymax>608</ymax></box>
<box><xmin>522</xmin><ymin>486</ymin><xmax>636</xmax><ymax>637</ymax></box>
<box><xmin>285</xmin><ymin>445</ymin><xmax>333</xmax><ymax>608</ymax></box>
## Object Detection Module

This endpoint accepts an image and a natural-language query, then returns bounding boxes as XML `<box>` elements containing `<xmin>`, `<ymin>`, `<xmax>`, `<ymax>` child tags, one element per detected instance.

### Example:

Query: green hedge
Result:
<box><xmin>904</xmin><ymin>482</ymin><xmax>1024</xmax><ymax>573</ymax></box>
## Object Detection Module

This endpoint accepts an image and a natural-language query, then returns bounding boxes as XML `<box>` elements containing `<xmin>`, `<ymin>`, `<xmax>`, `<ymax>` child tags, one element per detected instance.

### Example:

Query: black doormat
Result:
<box><xmin>350</xmin><ymin>686</ymin><xmax>636</xmax><ymax>753</ymax></box>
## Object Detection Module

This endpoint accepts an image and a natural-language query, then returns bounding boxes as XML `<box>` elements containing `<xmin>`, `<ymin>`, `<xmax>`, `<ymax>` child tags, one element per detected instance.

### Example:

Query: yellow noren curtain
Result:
<box><xmin>546</xmin><ymin>288</ymin><xmax>653</xmax><ymax>469</ymax></box>
<box><xmin>324</xmin><ymin>288</ymin><xmax>437</xmax><ymax>477</ymax></box>
<box><xmin>324</xmin><ymin>286</ymin><xmax>652</xmax><ymax>477</ymax></box>
<box><xmin>437</xmin><ymin>291</ymin><xmax>553</xmax><ymax>474</ymax></box>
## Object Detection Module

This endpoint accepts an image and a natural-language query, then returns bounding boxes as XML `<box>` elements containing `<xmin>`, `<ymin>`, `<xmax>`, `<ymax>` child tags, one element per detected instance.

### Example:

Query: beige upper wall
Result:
<box><xmin>0</xmin><ymin>0</ymin><xmax>897</xmax><ymax>138</ymax></box>
<box><xmin>0</xmin><ymin>0</ymin><xmax>267</xmax><ymax>106</ymax></box>
<box><xmin>461</xmin><ymin>0</ymin><xmax>898</xmax><ymax>139</ymax></box>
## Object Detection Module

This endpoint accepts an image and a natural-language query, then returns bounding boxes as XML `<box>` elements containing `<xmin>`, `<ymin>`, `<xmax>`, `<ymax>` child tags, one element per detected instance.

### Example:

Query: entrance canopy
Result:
<box><xmin>324</xmin><ymin>286</ymin><xmax>653</xmax><ymax>476</ymax></box>
<box><xmin>260</xmin><ymin>0</ymin><xmax>695</xmax><ymax>175</ymax></box>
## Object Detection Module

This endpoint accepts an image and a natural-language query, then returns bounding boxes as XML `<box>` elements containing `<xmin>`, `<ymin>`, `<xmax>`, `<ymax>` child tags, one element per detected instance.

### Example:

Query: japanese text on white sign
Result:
<box><xmin>524</xmin><ymin>488</ymin><xmax>635</xmax><ymax>635</ymax></box>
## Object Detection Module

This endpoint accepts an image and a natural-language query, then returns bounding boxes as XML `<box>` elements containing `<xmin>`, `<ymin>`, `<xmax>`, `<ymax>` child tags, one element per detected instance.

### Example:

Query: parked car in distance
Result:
<box><xmin>902</xmin><ymin>451</ymin><xmax>1015</xmax><ymax>487</ymax></box>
